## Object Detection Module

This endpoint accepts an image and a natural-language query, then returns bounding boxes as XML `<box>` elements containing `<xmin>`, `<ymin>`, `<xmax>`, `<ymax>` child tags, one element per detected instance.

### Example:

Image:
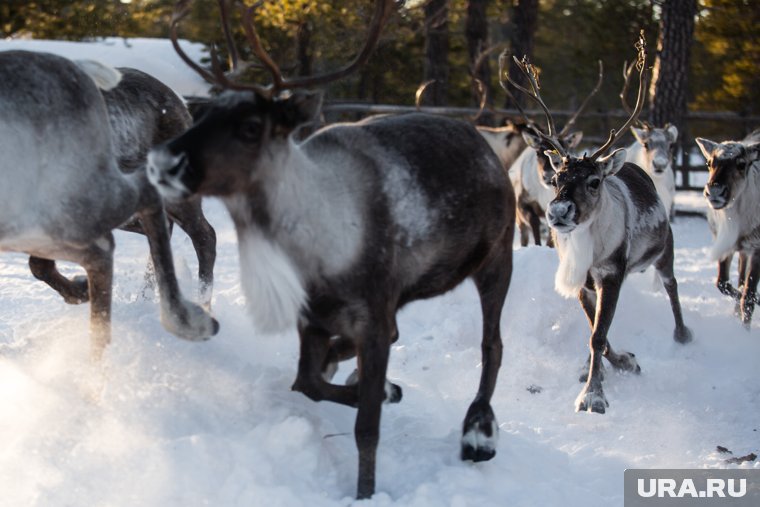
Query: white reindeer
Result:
<box><xmin>0</xmin><ymin>50</ymin><xmax>217</xmax><ymax>358</ymax></box>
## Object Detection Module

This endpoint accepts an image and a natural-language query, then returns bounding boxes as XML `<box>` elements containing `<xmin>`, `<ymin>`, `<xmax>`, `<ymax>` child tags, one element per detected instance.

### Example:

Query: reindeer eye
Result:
<box><xmin>237</xmin><ymin>118</ymin><xmax>263</xmax><ymax>142</ymax></box>
<box><xmin>588</xmin><ymin>177</ymin><xmax>601</xmax><ymax>190</ymax></box>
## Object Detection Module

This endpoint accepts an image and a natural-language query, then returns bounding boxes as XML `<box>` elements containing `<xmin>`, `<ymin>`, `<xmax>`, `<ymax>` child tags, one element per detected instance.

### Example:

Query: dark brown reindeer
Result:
<box><xmin>696</xmin><ymin>129</ymin><xmax>760</xmax><ymax>328</ymax></box>
<box><xmin>501</xmin><ymin>34</ymin><xmax>692</xmax><ymax>413</ymax></box>
<box><xmin>501</xmin><ymin>57</ymin><xmax>603</xmax><ymax>247</ymax></box>
<box><xmin>28</xmin><ymin>67</ymin><xmax>217</xmax><ymax>306</ymax></box>
<box><xmin>149</xmin><ymin>0</ymin><xmax>515</xmax><ymax>499</ymax></box>
<box><xmin>0</xmin><ymin>50</ymin><xmax>218</xmax><ymax>359</ymax></box>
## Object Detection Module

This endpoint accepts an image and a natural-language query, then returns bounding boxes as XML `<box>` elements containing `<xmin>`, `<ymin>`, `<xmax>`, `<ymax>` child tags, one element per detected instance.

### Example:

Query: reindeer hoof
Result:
<box><xmin>62</xmin><ymin>275</ymin><xmax>90</xmax><ymax>304</ymax></box>
<box><xmin>161</xmin><ymin>299</ymin><xmax>218</xmax><ymax>341</ymax></box>
<box><xmin>608</xmin><ymin>351</ymin><xmax>640</xmax><ymax>374</ymax></box>
<box><xmin>461</xmin><ymin>400</ymin><xmax>498</xmax><ymax>462</ymax></box>
<box><xmin>345</xmin><ymin>369</ymin><xmax>402</xmax><ymax>404</ymax></box>
<box><xmin>385</xmin><ymin>382</ymin><xmax>403</xmax><ymax>404</ymax></box>
<box><xmin>575</xmin><ymin>385</ymin><xmax>608</xmax><ymax>414</ymax></box>
<box><xmin>674</xmin><ymin>326</ymin><xmax>693</xmax><ymax>344</ymax></box>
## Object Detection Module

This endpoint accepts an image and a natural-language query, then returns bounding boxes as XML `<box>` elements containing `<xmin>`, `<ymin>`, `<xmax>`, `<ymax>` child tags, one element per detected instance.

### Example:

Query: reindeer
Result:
<box><xmin>149</xmin><ymin>0</ymin><xmax>514</xmax><ymax>498</ymax></box>
<box><xmin>620</xmin><ymin>61</ymin><xmax>679</xmax><ymax>219</ymax></box>
<box><xmin>502</xmin><ymin>59</ymin><xmax>603</xmax><ymax>247</ymax></box>
<box><xmin>696</xmin><ymin>129</ymin><xmax>760</xmax><ymax>328</ymax></box>
<box><xmin>28</xmin><ymin>67</ymin><xmax>217</xmax><ymax>306</ymax></box>
<box><xmin>501</xmin><ymin>34</ymin><xmax>692</xmax><ymax>414</ymax></box>
<box><xmin>0</xmin><ymin>50</ymin><xmax>218</xmax><ymax>358</ymax></box>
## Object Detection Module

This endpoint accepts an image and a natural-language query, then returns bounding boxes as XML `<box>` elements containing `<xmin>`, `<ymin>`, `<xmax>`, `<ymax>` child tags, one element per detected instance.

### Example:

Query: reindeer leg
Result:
<box><xmin>354</xmin><ymin>312</ymin><xmax>394</xmax><ymax>499</ymax></box>
<box><xmin>134</xmin><ymin>181</ymin><xmax>217</xmax><ymax>341</ymax></box>
<box><xmin>739</xmin><ymin>253</ymin><xmax>759</xmax><ymax>329</ymax></box>
<box><xmin>577</xmin><ymin>276</ymin><xmax>622</xmax><ymax>414</ymax></box>
<box><xmin>577</xmin><ymin>278</ymin><xmax>608</xmax><ymax>382</ymax></box>
<box><xmin>461</xmin><ymin>240</ymin><xmax>512</xmax><ymax>462</ymax></box>
<box><xmin>78</xmin><ymin>234</ymin><xmax>115</xmax><ymax>361</ymax></box>
<box><xmin>29</xmin><ymin>256</ymin><xmax>89</xmax><ymax>304</ymax></box>
<box><xmin>292</xmin><ymin>323</ymin><xmax>360</xmax><ymax>407</ymax></box>
<box><xmin>292</xmin><ymin>324</ymin><xmax>402</xmax><ymax>405</ymax></box>
<box><xmin>165</xmin><ymin>197</ymin><xmax>217</xmax><ymax>307</ymax></box>
<box><xmin>655</xmin><ymin>228</ymin><xmax>693</xmax><ymax>343</ymax></box>
<box><xmin>528</xmin><ymin>207</ymin><xmax>542</xmax><ymax>246</ymax></box>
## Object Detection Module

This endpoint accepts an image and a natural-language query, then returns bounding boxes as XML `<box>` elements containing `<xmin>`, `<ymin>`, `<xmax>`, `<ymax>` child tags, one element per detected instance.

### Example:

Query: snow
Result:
<box><xmin>1</xmin><ymin>39</ymin><xmax>758</xmax><ymax>507</ymax></box>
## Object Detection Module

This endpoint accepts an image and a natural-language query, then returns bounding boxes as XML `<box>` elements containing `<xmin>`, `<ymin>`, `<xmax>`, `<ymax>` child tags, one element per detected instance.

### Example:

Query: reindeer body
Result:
<box><xmin>545</xmin><ymin>150</ymin><xmax>692</xmax><ymax>414</ymax></box>
<box><xmin>148</xmin><ymin>91</ymin><xmax>514</xmax><ymax>498</ymax></box>
<box><xmin>697</xmin><ymin>130</ymin><xmax>760</xmax><ymax>327</ymax></box>
<box><xmin>0</xmin><ymin>50</ymin><xmax>216</xmax><ymax>357</ymax></box>
<box><xmin>624</xmin><ymin>125</ymin><xmax>678</xmax><ymax>218</ymax></box>
<box><xmin>28</xmin><ymin>67</ymin><xmax>217</xmax><ymax>305</ymax></box>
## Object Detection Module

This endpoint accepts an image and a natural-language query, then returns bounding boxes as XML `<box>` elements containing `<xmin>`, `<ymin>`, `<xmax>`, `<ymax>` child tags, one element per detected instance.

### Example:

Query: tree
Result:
<box><xmin>501</xmin><ymin>0</ymin><xmax>538</xmax><ymax>109</ymax></box>
<box><xmin>649</xmin><ymin>0</ymin><xmax>698</xmax><ymax>136</ymax></box>
<box><xmin>422</xmin><ymin>0</ymin><xmax>450</xmax><ymax>106</ymax></box>
<box><xmin>465</xmin><ymin>0</ymin><xmax>493</xmax><ymax>122</ymax></box>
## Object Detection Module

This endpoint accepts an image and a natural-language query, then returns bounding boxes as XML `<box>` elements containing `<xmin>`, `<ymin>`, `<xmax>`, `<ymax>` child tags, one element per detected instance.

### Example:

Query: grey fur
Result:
<box><xmin>696</xmin><ymin>129</ymin><xmax>760</xmax><ymax>327</ymax></box>
<box><xmin>148</xmin><ymin>91</ymin><xmax>515</xmax><ymax>499</ymax></box>
<box><xmin>545</xmin><ymin>149</ymin><xmax>692</xmax><ymax>414</ymax></box>
<box><xmin>0</xmin><ymin>50</ymin><xmax>217</xmax><ymax>358</ymax></box>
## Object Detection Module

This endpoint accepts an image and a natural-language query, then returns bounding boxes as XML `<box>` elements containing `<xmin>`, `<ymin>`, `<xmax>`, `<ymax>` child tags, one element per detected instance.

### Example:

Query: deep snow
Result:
<box><xmin>0</xmin><ymin>38</ymin><xmax>758</xmax><ymax>507</ymax></box>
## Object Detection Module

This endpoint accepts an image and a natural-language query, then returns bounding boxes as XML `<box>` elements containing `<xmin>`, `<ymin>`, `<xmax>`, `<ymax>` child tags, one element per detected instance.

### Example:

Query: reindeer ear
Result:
<box><xmin>665</xmin><ymin>124</ymin><xmax>678</xmax><ymax>143</ymax></box>
<box><xmin>522</xmin><ymin>130</ymin><xmax>543</xmax><ymax>150</ymax></box>
<box><xmin>747</xmin><ymin>145</ymin><xmax>760</xmax><ymax>163</ymax></box>
<box><xmin>695</xmin><ymin>137</ymin><xmax>719</xmax><ymax>161</ymax></box>
<box><xmin>544</xmin><ymin>150</ymin><xmax>564</xmax><ymax>173</ymax></box>
<box><xmin>274</xmin><ymin>90</ymin><xmax>324</xmax><ymax>130</ymax></box>
<box><xmin>565</xmin><ymin>130</ymin><xmax>583</xmax><ymax>149</ymax></box>
<box><xmin>631</xmin><ymin>126</ymin><xmax>647</xmax><ymax>144</ymax></box>
<box><xmin>599</xmin><ymin>148</ymin><xmax>627</xmax><ymax>176</ymax></box>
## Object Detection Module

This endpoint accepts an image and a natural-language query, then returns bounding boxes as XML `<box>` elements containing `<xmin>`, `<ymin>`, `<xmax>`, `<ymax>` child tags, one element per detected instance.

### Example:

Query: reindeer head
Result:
<box><xmin>543</xmin><ymin>149</ymin><xmax>627</xmax><ymax>232</ymax></box>
<box><xmin>631</xmin><ymin>124</ymin><xmax>678</xmax><ymax>174</ymax></box>
<box><xmin>500</xmin><ymin>32</ymin><xmax>648</xmax><ymax>234</ymax></box>
<box><xmin>697</xmin><ymin>137</ymin><xmax>759</xmax><ymax>210</ymax></box>
<box><xmin>149</xmin><ymin>0</ymin><xmax>393</xmax><ymax>201</ymax></box>
<box><xmin>148</xmin><ymin>90</ymin><xmax>322</xmax><ymax>199</ymax></box>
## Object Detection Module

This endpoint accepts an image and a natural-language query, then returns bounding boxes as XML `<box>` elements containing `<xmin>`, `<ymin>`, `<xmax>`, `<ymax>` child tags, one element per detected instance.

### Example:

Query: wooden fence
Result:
<box><xmin>322</xmin><ymin>102</ymin><xmax>760</xmax><ymax>192</ymax></box>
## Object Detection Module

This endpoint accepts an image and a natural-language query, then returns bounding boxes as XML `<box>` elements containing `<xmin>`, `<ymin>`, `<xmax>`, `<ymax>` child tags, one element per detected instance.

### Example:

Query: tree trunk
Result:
<box><xmin>466</xmin><ymin>0</ymin><xmax>494</xmax><ymax>124</ymax></box>
<box><xmin>422</xmin><ymin>0</ymin><xmax>449</xmax><ymax>106</ymax></box>
<box><xmin>296</xmin><ymin>20</ymin><xmax>313</xmax><ymax>77</ymax></box>
<box><xmin>502</xmin><ymin>0</ymin><xmax>538</xmax><ymax>109</ymax></box>
<box><xmin>650</xmin><ymin>0</ymin><xmax>697</xmax><ymax>133</ymax></box>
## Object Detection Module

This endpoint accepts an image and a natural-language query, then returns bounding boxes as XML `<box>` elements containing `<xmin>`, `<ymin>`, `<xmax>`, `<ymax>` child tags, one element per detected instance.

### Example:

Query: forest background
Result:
<box><xmin>1</xmin><ymin>0</ymin><xmax>758</xmax><ymax>144</ymax></box>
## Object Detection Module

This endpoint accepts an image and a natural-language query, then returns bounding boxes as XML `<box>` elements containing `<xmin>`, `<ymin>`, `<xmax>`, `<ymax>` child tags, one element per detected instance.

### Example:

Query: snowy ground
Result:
<box><xmin>1</xmin><ymin>39</ymin><xmax>758</xmax><ymax>507</ymax></box>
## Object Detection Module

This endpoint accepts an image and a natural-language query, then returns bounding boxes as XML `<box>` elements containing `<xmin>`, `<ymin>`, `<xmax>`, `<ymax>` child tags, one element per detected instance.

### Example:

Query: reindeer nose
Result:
<box><xmin>652</xmin><ymin>159</ymin><xmax>668</xmax><ymax>173</ymax></box>
<box><xmin>547</xmin><ymin>200</ymin><xmax>576</xmax><ymax>224</ymax></box>
<box><xmin>704</xmin><ymin>182</ymin><xmax>728</xmax><ymax>208</ymax></box>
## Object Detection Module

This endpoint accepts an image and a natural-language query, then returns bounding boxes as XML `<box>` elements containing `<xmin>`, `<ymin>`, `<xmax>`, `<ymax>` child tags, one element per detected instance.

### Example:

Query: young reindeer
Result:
<box><xmin>28</xmin><ymin>67</ymin><xmax>217</xmax><ymax>306</ymax></box>
<box><xmin>696</xmin><ymin>130</ymin><xmax>760</xmax><ymax>327</ymax></box>
<box><xmin>620</xmin><ymin>61</ymin><xmax>679</xmax><ymax>219</ymax></box>
<box><xmin>150</xmin><ymin>0</ymin><xmax>515</xmax><ymax>499</ymax></box>
<box><xmin>0</xmin><ymin>50</ymin><xmax>218</xmax><ymax>359</ymax></box>
<box><xmin>503</xmin><ymin>59</ymin><xmax>603</xmax><ymax>247</ymax></box>
<box><xmin>502</xmin><ymin>35</ymin><xmax>692</xmax><ymax>414</ymax></box>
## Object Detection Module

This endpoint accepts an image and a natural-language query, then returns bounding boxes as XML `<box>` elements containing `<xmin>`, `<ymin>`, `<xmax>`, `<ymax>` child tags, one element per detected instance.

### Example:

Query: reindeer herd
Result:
<box><xmin>0</xmin><ymin>0</ymin><xmax>758</xmax><ymax>500</ymax></box>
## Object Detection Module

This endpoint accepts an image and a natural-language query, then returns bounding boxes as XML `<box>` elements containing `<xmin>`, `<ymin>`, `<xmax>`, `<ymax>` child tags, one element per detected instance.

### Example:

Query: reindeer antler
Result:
<box><xmin>497</xmin><ymin>51</ymin><xmax>567</xmax><ymax>156</ymax></box>
<box><xmin>590</xmin><ymin>30</ymin><xmax>649</xmax><ymax>161</ymax></box>
<box><xmin>620</xmin><ymin>58</ymin><xmax>652</xmax><ymax>130</ymax></box>
<box><xmin>171</xmin><ymin>0</ymin><xmax>396</xmax><ymax>98</ymax></box>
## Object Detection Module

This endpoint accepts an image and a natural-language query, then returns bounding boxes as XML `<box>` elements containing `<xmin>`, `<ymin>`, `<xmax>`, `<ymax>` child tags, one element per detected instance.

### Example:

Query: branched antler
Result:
<box><xmin>590</xmin><ymin>30</ymin><xmax>649</xmax><ymax>161</ymax></box>
<box><xmin>171</xmin><ymin>0</ymin><xmax>396</xmax><ymax>98</ymax></box>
